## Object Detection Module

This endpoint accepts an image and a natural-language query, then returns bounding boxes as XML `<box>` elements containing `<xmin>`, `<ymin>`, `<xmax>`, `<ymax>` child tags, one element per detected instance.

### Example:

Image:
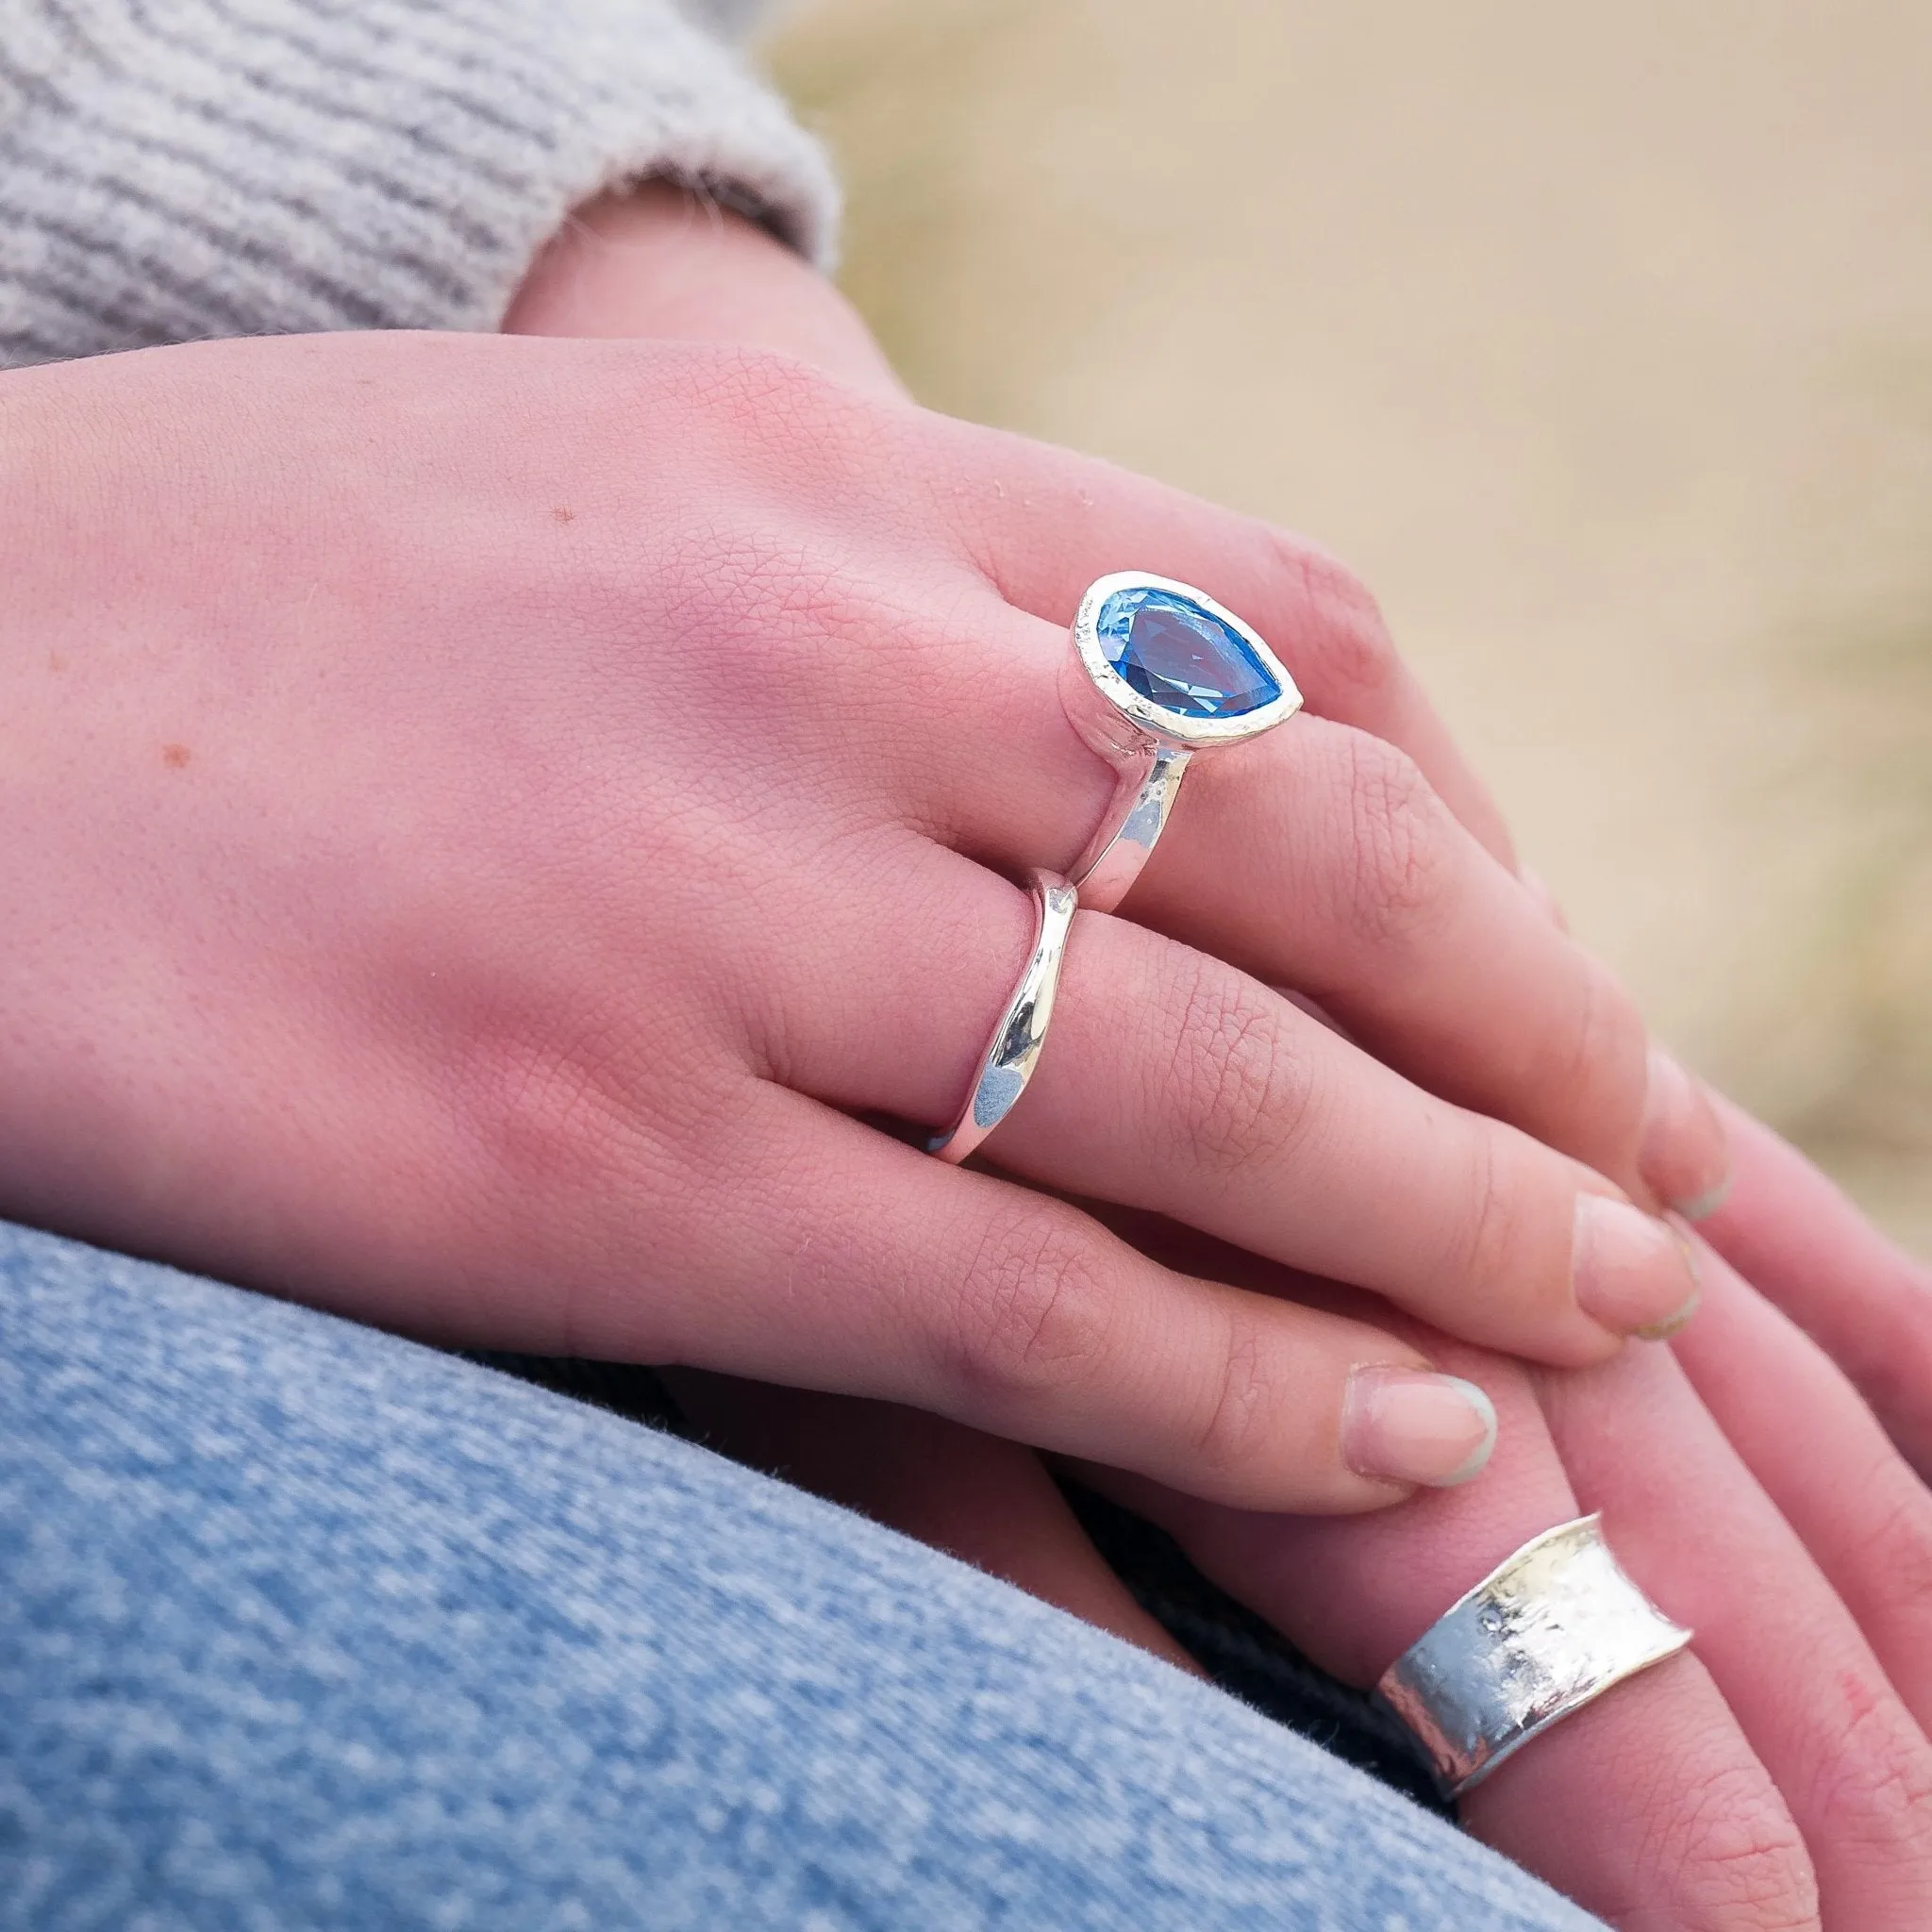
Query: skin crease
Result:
<box><xmin>501</xmin><ymin>185</ymin><xmax>1932</xmax><ymax>1927</ymax></box>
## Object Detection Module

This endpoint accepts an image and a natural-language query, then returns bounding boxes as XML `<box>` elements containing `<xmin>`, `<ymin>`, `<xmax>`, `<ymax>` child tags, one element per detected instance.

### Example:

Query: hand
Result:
<box><xmin>681</xmin><ymin>1202</ymin><xmax>1932</xmax><ymax>1929</ymax></box>
<box><xmin>502</xmin><ymin>181</ymin><xmax>906</xmax><ymax>401</ymax></box>
<box><xmin>505</xmin><ymin>187</ymin><xmax>1735</xmax><ymax>1225</ymax></box>
<box><xmin>758</xmin><ymin>1195</ymin><xmax>1932</xmax><ymax>1930</ymax></box>
<box><xmin>1071</xmin><ymin>1211</ymin><xmax>1932</xmax><ymax>1931</ymax></box>
<box><xmin>483</xmin><ymin>185</ymin><xmax>1932</xmax><ymax>1925</ymax></box>
<box><xmin>2</xmin><ymin>318</ymin><xmax>1724</xmax><ymax>1515</ymax></box>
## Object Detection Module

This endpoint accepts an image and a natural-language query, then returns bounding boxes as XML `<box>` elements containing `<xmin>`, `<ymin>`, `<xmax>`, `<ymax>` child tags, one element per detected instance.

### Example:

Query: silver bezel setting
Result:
<box><xmin>1069</xmin><ymin>570</ymin><xmax>1304</xmax><ymax>755</ymax></box>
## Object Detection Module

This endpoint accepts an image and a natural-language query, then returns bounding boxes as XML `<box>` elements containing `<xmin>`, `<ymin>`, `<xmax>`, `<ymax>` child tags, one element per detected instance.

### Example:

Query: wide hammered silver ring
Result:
<box><xmin>926</xmin><ymin>869</ymin><xmax>1077</xmax><ymax>1164</ymax></box>
<box><xmin>1376</xmin><ymin>1513</ymin><xmax>1692</xmax><ymax>1800</ymax></box>
<box><xmin>1058</xmin><ymin>572</ymin><xmax>1304</xmax><ymax>912</ymax></box>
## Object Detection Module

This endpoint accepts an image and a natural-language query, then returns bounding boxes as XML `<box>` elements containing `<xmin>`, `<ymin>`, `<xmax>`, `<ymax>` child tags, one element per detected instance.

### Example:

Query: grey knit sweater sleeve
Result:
<box><xmin>0</xmin><ymin>0</ymin><xmax>839</xmax><ymax>368</ymax></box>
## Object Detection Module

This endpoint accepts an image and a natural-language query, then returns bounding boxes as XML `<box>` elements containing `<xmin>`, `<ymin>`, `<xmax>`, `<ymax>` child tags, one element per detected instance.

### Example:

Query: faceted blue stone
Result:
<box><xmin>1094</xmin><ymin>586</ymin><xmax>1280</xmax><ymax>719</ymax></box>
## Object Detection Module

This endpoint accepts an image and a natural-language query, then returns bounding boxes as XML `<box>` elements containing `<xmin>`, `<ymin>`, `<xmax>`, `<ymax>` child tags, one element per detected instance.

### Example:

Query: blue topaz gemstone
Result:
<box><xmin>1093</xmin><ymin>586</ymin><xmax>1281</xmax><ymax>719</ymax></box>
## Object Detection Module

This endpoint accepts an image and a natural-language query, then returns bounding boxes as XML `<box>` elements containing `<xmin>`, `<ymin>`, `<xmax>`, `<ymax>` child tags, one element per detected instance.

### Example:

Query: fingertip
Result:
<box><xmin>1639</xmin><ymin>1047</ymin><xmax>1734</xmax><ymax>1221</ymax></box>
<box><xmin>1627</xmin><ymin>1217</ymin><xmax>1706</xmax><ymax>1341</ymax></box>
<box><xmin>1573</xmin><ymin>1192</ymin><xmax>1704</xmax><ymax>1342</ymax></box>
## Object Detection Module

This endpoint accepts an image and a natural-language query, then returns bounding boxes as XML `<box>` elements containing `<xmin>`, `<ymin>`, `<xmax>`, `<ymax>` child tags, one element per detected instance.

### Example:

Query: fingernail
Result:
<box><xmin>1342</xmin><ymin>1368</ymin><xmax>1498</xmax><ymax>1488</ymax></box>
<box><xmin>1573</xmin><ymin>1192</ymin><xmax>1703</xmax><ymax>1339</ymax></box>
<box><xmin>1638</xmin><ymin>1047</ymin><xmax>1731</xmax><ymax>1221</ymax></box>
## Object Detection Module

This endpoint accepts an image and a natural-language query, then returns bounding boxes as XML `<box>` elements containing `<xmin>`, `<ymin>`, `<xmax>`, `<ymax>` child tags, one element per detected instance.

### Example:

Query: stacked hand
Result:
<box><xmin>506</xmin><ymin>191</ymin><xmax>1932</xmax><ymax>1928</ymax></box>
<box><xmin>3</xmin><ymin>184</ymin><xmax>1927</xmax><ymax>1930</ymax></box>
<box><xmin>0</xmin><ymin>268</ymin><xmax>1705</xmax><ymax>1496</ymax></box>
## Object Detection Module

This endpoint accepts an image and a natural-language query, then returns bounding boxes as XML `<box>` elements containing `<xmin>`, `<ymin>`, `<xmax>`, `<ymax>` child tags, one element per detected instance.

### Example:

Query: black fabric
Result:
<box><xmin>1058</xmin><ymin>1480</ymin><xmax>1450</xmax><ymax>1814</ymax></box>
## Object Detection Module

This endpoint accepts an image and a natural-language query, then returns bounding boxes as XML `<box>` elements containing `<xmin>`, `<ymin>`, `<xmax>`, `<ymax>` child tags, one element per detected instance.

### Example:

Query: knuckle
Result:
<box><xmin>1532</xmin><ymin>956</ymin><xmax>1650</xmax><ymax>1133</ymax></box>
<box><xmin>691</xmin><ymin>341</ymin><xmax>858</xmax><ymax>442</ymax></box>
<box><xmin>451</xmin><ymin>1003</ymin><xmax>690</xmax><ymax>1195</ymax></box>
<box><xmin>1330</xmin><ymin>729</ymin><xmax>1450</xmax><ymax>948</ymax></box>
<box><xmin>1158</xmin><ymin>955</ymin><xmax>1312</xmax><ymax>1178</ymax></box>
<box><xmin>656</xmin><ymin>523</ymin><xmax>860</xmax><ymax>657</ymax></box>
<box><xmin>440</xmin><ymin>1010</ymin><xmax>746</xmax><ymax>1357</ymax></box>
<box><xmin>949</xmin><ymin>1205</ymin><xmax>1114</xmax><ymax>1404</ymax></box>
<box><xmin>1264</xmin><ymin>530</ymin><xmax>1398</xmax><ymax>708</ymax></box>
<box><xmin>1813</xmin><ymin>1679</ymin><xmax>1932</xmax><ymax>1852</ymax></box>
<box><xmin>1437</xmin><ymin>1126</ymin><xmax>1520</xmax><ymax>1302</ymax></box>
<box><xmin>1859</xmin><ymin>1463</ymin><xmax>1932</xmax><ymax>1624</ymax></box>
<box><xmin>1189</xmin><ymin>1313</ymin><xmax>1287</xmax><ymax>1480</ymax></box>
<box><xmin>1648</xmin><ymin>1763</ymin><xmax>1820</xmax><ymax>1931</ymax></box>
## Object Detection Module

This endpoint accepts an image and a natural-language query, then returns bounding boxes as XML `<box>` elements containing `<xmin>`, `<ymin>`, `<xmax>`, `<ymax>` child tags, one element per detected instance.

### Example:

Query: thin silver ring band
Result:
<box><xmin>925</xmin><ymin>869</ymin><xmax>1077</xmax><ymax>1164</ymax></box>
<box><xmin>1061</xmin><ymin>741</ymin><xmax>1192</xmax><ymax>916</ymax></box>
<box><xmin>1375</xmin><ymin>1512</ymin><xmax>1692</xmax><ymax>1800</ymax></box>
<box><xmin>1059</xmin><ymin>572</ymin><xmax>1304</xmax><ymax>914</ymax></box>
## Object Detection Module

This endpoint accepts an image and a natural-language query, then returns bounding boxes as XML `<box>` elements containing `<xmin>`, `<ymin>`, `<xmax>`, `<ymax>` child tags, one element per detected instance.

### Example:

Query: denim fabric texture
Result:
<box><xmin>0</xmin><ymin>1219</ymin><xmax>1601</xmax><ymax>1929</ymax></box>
<box><xmin>476</xmin><ymin>1351</ymin><xmax>1454</xmax><ymax>1814</ymax></box>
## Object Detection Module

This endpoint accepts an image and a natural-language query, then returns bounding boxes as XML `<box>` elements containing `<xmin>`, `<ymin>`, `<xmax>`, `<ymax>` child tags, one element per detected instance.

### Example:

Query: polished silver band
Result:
<box><xmin>1061</xmin><ymin>741</ymin><xmax>1192</xmax><ymax>915</ymax></box>
<box><xmin>932</xmin><ymin>574</ymin><xmax>1295</xmax><ymax>1155</ymax></box>
<box><xmin>1376</xmin><ymin>1513</ymin><xmax>1692</xmax><ymax>1800</ymax></box>
<box><xmin>1058</xmin><ymin>572</ymin><xmax>1303</xmax><ymax>914</ymax></box>
<box><xmin>926</xmin><ymin>869</ymin><xmax>1077</xmax><ymax>1164</ymax></box>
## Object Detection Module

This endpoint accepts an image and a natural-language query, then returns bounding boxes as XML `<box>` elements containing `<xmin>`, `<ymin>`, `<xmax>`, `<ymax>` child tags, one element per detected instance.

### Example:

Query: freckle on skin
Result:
<box><xmin>47</xmin><ymin>652</ymin><xmax>66</xmax><ymax>672</ymax></box>
<box><xmin>553</xmin><ymin>507</ymin><xmax>575</xmax><ymax>524</ymax></box>
<box><xmin>161</xmin><ymin>743</ymin><xmax>192</xmax><ymax>769</ymax></box>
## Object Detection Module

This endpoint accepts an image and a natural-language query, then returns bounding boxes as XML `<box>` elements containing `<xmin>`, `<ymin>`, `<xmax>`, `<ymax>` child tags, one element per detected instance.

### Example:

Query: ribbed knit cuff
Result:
<box><xmin>0</xmin><ymin>0</ymin><xmax>840</xmax><ymax>368</ymax></box>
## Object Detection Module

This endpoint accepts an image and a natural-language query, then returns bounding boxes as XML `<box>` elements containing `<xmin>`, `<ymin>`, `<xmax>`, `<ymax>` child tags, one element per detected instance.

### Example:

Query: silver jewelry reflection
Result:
<box><xmin>1059</xmin><ymin>572</ymin><xmax>1304</xmax><ymax>912</ymax></box>
<box><xmin>926</xmin><ymin>869</ymin><xmax>1077</xmax><ymax>1164</ymax></box>
<box><xmin>1376</xmin><ymin>1513</ymin><xmax>1691</xmax><ymax>1800</ymax></box>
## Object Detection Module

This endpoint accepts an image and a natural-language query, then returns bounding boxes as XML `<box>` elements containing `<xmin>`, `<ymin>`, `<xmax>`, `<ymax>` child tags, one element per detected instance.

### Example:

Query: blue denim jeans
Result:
<box><xmin>0</xmin><ymin>1220</ymin><xmax>1598</xmax><ymax>1928</ymax></box>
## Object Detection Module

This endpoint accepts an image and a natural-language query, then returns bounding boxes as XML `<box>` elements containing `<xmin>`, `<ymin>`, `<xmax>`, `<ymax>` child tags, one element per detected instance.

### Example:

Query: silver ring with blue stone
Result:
<box><xmin>1059</xmin><ymin>573</ymin><xmax>1304</xmax><ymax>912</ymax></box>
<box><xmin>926</xmin><ymin>869</ymin><xmax>1077</xmax><ymax>1165</ymax></box>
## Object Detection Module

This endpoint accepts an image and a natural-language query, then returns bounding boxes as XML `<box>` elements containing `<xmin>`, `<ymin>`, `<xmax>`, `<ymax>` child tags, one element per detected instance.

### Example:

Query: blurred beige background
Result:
<box><xmin>765</xmin><ymin>0</ymin><xmax>1932</xmax><ymax>1256</ymax></box>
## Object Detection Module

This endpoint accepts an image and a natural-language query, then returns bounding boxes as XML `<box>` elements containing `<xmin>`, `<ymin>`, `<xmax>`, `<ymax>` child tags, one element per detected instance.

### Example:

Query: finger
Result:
<box><xmin>661</xmin><ymin>462</ymin><xmax>1721</xmax><ymax>1216</ymax></box>
<box><xmin>1008</xmin><ymin>915</ymin><xmax>1703</xmax><ymax>1361</ymax></box>
<box><xmin>925</xmin><ymin>414</ymin><xmax>1522</xmax><ymax>865</ymax></box>
<box><xmin>1667</xmin><ymin>1236</ymin><xmax>1932</xmax><ymax>1727</ymax></box>
<box><xmin>658</xmin><ymin>1373</ymin><xmax>1198</xmax><ymax>1670</ymax></box>
<box><xmin>771</xmin><ymin>867</ymin><xmax>1702</xmax><ymax>1365</ymax></box>
<box><xmin>1540</xmin><ymin>1337</ymin><xmax>1932</xmax><ymax>1928</ymax></box>
<box><xmin>1700</xmin><ymin>1095</ymin><xmax>1932</xmax><ymax>1476</ymax></box>
<box><xmin>1064</xmin><ymin>1247</ymin><xmax>1814</xmax><ymax>1932</ymax></box>
<box><xmin>1122</xmin><ymin>713</ymin><xmax>1728</xmax><ymax>1211</ymax></box>
<box><xmin>798</xmin><ymin>566</ymin><xmax>1722</xmax><ymax>1216</ymax></box>
<box><xmin>589</xmin><ymin>1083</ymin><xmax>1497</xmax><ymax>1512</ymax></box>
